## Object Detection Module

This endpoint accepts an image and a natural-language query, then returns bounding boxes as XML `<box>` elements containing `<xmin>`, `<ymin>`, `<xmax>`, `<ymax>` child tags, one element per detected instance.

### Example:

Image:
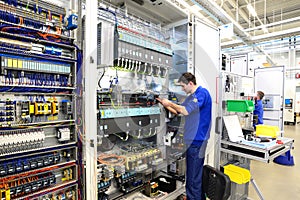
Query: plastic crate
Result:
<box><xmin>223</xmin><ymin>164</ymin><xmax>251</xmax><ymax>184</ymax></box>
<box><xmin>226</xmin><ymin>100</ymin><xmax>254</xmax><ymax>112</ymax></box>
<box><xmin>255</xmin><ymin>125</ymin><xmax>279</xmax><ymax>138</ymax></box>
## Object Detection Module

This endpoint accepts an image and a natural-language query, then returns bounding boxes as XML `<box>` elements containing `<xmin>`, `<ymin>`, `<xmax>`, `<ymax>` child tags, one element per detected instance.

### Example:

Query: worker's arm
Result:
<box><xmin>156</xmin><ymin>98</ymin><xmax>189</xmax><ymax>116</ymax></box>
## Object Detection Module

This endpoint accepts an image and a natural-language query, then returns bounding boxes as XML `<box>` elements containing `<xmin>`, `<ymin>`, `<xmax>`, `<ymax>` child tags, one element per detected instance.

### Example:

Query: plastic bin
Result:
<box><xmin>223</xmin><ymin>164</ymin><xmax>251</xmax><ymax>184</ymax></box>
<box><xmin>255</xmin><ymin>125</ymin><xmax>279</xmax><ymax>138</ymax></box>
<box><xmin>226</xmin><ymin>100</ymin><xmax>254</xmax><ymax>112</ymax></box>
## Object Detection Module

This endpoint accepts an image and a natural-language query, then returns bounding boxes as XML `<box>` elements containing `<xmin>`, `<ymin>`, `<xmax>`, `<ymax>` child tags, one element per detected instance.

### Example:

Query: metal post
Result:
<box><xmin>250</xmin><ymin>178</ymin><xmax>265</xmax><ymax>200</ymax></box>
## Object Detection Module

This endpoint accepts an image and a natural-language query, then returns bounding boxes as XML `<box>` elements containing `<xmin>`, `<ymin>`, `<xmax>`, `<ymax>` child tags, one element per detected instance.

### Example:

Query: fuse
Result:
<box><xmin>18</xmin><ymin>60</ymin><xmax>23</xmax><ymax>68</ymax></box>
<box><xmin>51</xmin><ymin>101</ymin><xmax>59</xmax><ymax>114</ymax></box>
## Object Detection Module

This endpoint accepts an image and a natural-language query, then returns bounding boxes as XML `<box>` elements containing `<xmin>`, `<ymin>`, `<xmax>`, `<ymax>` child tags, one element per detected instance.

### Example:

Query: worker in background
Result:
<box><xmin>157</xmin><ymin>72</ymin><xmax>212</xmax><ymax>200</ymax></box>
<box><xmin>253</xmin><ymin>91</ymin><xmax>265</xmax><ymax>128</ymax></box>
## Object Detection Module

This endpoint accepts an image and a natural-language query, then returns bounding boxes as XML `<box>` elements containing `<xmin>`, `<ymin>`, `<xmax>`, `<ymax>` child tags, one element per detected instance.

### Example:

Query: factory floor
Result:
<box><xmin>248</xmin><ymin>123</ymin><xmax>300</xmax><ymax>200</ymax></box>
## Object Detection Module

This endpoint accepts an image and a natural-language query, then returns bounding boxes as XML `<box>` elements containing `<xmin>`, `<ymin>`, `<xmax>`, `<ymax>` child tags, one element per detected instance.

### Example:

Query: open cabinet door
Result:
<box><xmin>193</xmin><ymin>16</ymin><xmax>220</xmax><ymax>166</ymax></box>
<box><xmin>254</xmin><ymin>66</ymin><xmax>285</xmax><ymax>132</ymax></box>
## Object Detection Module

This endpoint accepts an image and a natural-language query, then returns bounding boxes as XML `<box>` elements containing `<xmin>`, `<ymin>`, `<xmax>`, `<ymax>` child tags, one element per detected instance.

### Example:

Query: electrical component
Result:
<box><xmin>62</xmin><ymin>168</ymin><xmax>73</xmax><ymax>181</ymax></box>
<box><xmin>66</xmin><ymin>14</ymin><xmax>78</xmax><ymax>30</ymax></box>
<box><xmin>145</xmin><ymin>181</ymin><xmax>159</xmax><ymax>197</ymax></box>
<box><xmin>44</xmin><ymin>46</ymin><xmax>62</xmax><ymax>56</ymax></box>
<box><xmin>34</xmin><ymin>102</ymin><xmax>44</xmax><ymax>115</ymax></box>
<box><xmin>21</xmin><ymin>101</ymin><xmax>31</xmax><ymax>120</ymax></box>
<box><xmin>99</xmin><ymin>107</ymin><xmax>160</xmax><ymax>119</ymax></box>
<box><xmin>62</xmin><ymin>100</ymin><xmax>72</xmax><ymax>115</ymax></box>
<box><xmin>0</xmin><ymin>129</ymin><xmax>45</xmax><ymax>154</ymax></box>
<box><xmin>57</xmin><ymin>128</ymin><xmax>71</xmax><ymax>142</ymax></box>
<box><xmin>135</xmin><ymin>163</ymin><xmax>148</xmax><ymax>172</ymax></box>
<box><xmin>152</xmin><ymin>158</ymin><xmax>163</xmax><ymax>165</ymax></box>
<box><xmin>114</xmin><ymin>165</ymin><xmax>125</xmax><ymax>177</ymax></box>
<box><xmin>0</xmin><ymin>37</ymin><xmax>32</xmax><ymax>51</ymax></box>
<box><xmin>102</xmin><ymin>167</ymin><xmax>114</xmax><ymax>181</ymax></box>
<box><xmin>65</xmin><ymin>190</ymin><xmax>75</xmax><ymax>199</ymax></box>
<box><xmin>51</xmin><ymin>100</ymin><xmax>59</xmax><ymax>115</ymax></box>
<box><xmin>1</xmin><ymin>173</ymin><xmax>55</xmax><ymax>198</ymax></box>
<box><xmin>0</xmin><ymin>165</ymin><xmax>7</xmax><ymax>176</ymax></box>
<box><xmin>29</xmin><ymin>104</ymin><xmax>35</xmax><ymax>115</ymax></box>
<box><xmin>0</xmin><ymin>189</ymin><xmax>10</xmax><ymax>200</ymax></box>
<box><xmin>44</xmin><ymin>102</ymin><xmax>52</xmax><ymax>115</ymax></box>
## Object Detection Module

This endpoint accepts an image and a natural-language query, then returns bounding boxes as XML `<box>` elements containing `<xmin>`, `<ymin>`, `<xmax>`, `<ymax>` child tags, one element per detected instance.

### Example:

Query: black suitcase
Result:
<box><xmin>202</xmin><ymin>165</ymin><xmax>231</xmax><ymax>200</ymax></box>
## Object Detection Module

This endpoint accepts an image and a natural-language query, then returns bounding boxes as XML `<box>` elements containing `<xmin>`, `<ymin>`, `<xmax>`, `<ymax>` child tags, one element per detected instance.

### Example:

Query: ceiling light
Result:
<box><xmin>247</xmin><ymin>4</ymin><xmax>257</xmax><ymax>17</ymax></box>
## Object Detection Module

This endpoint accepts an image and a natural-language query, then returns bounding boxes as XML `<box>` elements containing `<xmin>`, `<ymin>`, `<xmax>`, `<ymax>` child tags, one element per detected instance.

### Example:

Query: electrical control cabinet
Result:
<box><xmin>92</xmin><ymin>1</ymin><xmax>187</xmax><ymax>199</ymax></box>
<box><xmin>0</xmin><ymin>0</ymin><xmax>80</xmax><ymax>199</ymax></box>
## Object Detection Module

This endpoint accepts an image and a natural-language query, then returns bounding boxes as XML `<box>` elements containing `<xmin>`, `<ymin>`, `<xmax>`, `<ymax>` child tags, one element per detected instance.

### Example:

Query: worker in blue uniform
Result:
<box><xmin>253</xmin><ymin>91</ymin><xmax>264</xmax><ymax>128</ymax></box>
<box><xmin>157</xmin><ymin>72</ymin><xmax>212</xmax><ymax>200</ymax></box>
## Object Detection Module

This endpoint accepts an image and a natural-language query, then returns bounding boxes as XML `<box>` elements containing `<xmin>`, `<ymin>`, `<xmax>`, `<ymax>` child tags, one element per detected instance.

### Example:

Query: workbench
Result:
<box><xmin>220</xmin><ymin>137</ymin><xmax>294</xmax><ymax>163</ymax></box>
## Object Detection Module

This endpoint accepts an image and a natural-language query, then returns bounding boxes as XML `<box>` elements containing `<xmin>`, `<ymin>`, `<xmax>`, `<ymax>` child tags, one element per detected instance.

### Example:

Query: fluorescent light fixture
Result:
<box><xmin>247</xmin><ymin>4</ymin><xmax>257</xmax><ymax>17</ymax></box>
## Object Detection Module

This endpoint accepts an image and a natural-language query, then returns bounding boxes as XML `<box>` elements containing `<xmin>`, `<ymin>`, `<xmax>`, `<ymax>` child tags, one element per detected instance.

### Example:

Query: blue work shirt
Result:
<box><xmin>254</xmin><ymin>99</ymin><xmax>264</xmax><ymax>125</ymax></box>
<box><xmin>181</xmin><ymin>86</ymin><xmax>212</xmax><ymax>145</ymax></box>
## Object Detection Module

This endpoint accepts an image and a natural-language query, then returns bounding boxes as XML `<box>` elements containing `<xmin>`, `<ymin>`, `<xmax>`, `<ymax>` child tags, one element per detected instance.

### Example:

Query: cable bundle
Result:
<box><xmin>97</xmin><ymin>154</ymin><xmax>126</xmax><ymax>166</ymax></box>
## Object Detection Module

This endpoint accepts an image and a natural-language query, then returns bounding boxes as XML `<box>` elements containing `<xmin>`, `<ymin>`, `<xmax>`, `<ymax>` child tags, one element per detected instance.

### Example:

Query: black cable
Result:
<box><xmin>98</xmin><ymin>69</ymin><xmax>105</xmax><ymax>89</ymax></box>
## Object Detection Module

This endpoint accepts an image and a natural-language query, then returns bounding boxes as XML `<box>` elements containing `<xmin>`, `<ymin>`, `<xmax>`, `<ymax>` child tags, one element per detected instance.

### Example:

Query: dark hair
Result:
<box><xmin>178</xmin><ymin>72</ymin><xmax>196</xmax><ymax>85</ymax></box>
<box><xmin>257</xmin><ymin>91</ymin><xmax>264</xmax><ymax>99</ymax></box>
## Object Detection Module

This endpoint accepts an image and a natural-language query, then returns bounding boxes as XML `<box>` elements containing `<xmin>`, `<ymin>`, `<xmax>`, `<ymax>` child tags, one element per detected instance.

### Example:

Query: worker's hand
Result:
<box><xmin>156</xmin><ymin>98</ymin><xmax>171</xmax><ymax>107</ymax></box>
<box><xmin>156</xmin><ymin>98</ymin><xmax>177</xmax><ymax>114</ymax></box>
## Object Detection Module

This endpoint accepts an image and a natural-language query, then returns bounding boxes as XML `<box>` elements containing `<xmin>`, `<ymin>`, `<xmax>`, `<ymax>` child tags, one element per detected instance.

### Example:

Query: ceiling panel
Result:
<box><xmin>101</xmin><ymin>0</ymin><xmax>187</xmax><ymax>26</ymax></box>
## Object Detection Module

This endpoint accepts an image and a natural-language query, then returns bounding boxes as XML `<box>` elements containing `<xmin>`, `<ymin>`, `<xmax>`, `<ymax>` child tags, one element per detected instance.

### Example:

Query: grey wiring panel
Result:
<box><xmin>94</xmin><ymin>2</ymin><xmax>185</xmax><ymax>199</ymax></box>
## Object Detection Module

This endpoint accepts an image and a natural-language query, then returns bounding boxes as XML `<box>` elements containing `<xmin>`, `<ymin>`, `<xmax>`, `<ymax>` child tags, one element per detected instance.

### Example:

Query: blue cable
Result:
<box><xmin>41</xmin><ymin>74</ymin><xmax>45</xmax><ymax>86</ymax></box>
<box><xmin>30</xmin><ymin>74</ymin><xmax>34</xmax><ymax>85</ymax></box>
<box><xmin>64</xmin><ymin>76</ymin><xmax>68</xmax><ymax>86</ymax></box>
<box><xmin>8</xmin><ymin>71</ymin><xmax>13</xmax><ymax>85</ymax></box>
<box><xmin>59</xmin><ymin>75</ymin><xmax>62</xmax><ymax>86</ymax></box>
<box><xmin>38</xmin><ymin>7</ymin><xmax>42</xmax><ymax>14</ymax></box>
<box><xmin>37</xmin><ymin>73</ymin><xmax>40</xmax><ymax>86</ymax></box>
<box><xmin>43</xmin><ymin>74</ymin><xmax>47</xmax><ymax>86</ymax></box>
<box><xmin>38</xmin><ymin>73</ymin><xmax>42</xmax><ymax>86</ymax></box>
<box><xmin>18</xmin><ymin>71</ymin><xmax>21</xmax><ymax>85</ymax></box>
<box><xmin>49</xmin><ymin>75</ymin><xmax>54</xmax><ymax>86</ymax></box>
<box><xmin>33</xmin><ymin>4</ymin><xmax>37</xmax><ymax>13</ymax></box>
<box><xmin>45</xmin><ymin>74</ymin><xmax>49</xmax><ymax>86</ymax></box>
<box><xmin>41</xmin><ymin>95</ymin><xmax>46</xmax><ymax>103</ymax></box>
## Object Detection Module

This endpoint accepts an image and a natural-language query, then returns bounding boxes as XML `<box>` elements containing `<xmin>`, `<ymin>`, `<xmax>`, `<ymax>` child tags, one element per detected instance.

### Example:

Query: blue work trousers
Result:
<box><xmin>185</xmin><ymin>141</ymin><xmax>207</xmax><ymax>200</ymax></box>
